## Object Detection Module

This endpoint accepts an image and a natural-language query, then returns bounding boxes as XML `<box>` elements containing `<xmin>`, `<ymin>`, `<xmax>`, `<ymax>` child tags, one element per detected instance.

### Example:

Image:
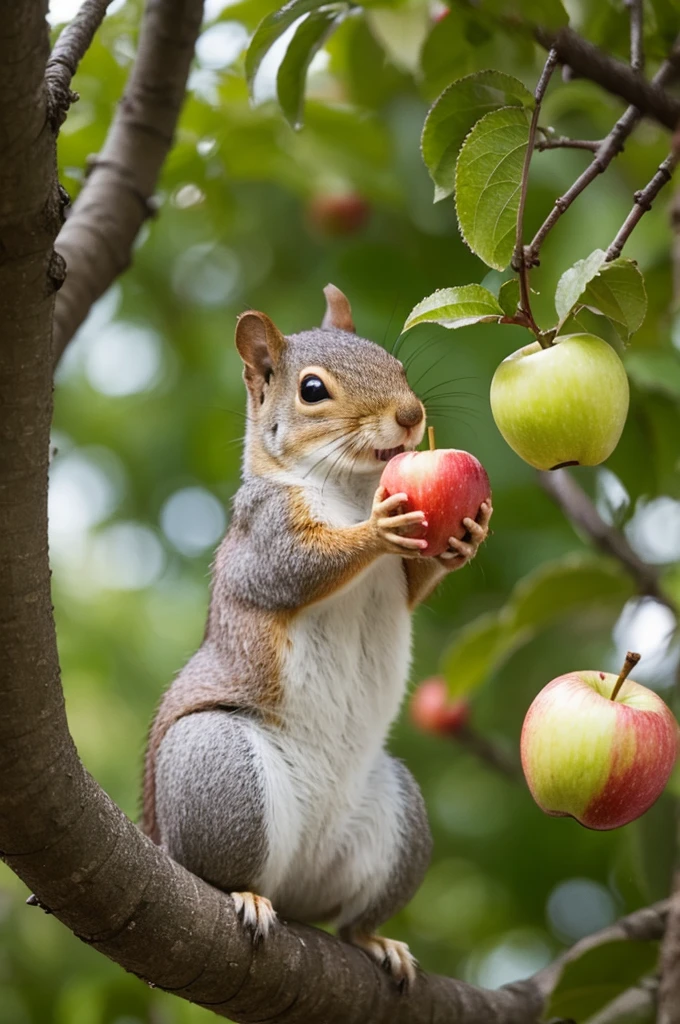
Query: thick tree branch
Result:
<box><xmin>51</xmin><ymin>0</ymin><xmax>204</xmax><ymax>364</ymax></box>
<box><xmin>46</xmin><ymin>0</ymin><xmax>113</xmax><ymax>129</ymax></box>
<box><xmin>538</xmin><ymin>469</ymin><xmax>673</xmax><ymax>608</ymax></box>
<box><xmin>535</xmin><ymin>27</ymin><xmax>680</xmax><ymax>129</ymax></box>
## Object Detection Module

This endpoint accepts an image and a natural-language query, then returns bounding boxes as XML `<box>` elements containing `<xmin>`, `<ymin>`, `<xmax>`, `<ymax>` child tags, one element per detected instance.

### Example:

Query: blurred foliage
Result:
<box><xmin>2</xmin><ymin>0</ymin><xmax>680</xmax><ymax>1021</ymax></box>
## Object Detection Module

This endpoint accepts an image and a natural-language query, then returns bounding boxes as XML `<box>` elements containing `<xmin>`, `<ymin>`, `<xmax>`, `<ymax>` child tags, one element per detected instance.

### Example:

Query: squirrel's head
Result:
<box><xmin>235</xmin><ymin>284</ymin><xmax>425</xmax><ymax>481</ymax></box>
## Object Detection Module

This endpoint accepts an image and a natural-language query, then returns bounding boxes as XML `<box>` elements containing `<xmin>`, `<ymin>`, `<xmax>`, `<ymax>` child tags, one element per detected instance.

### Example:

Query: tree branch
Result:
<box><xmin>51</xmin><ymin>0</ymin><xmax>204</xmax><ymax>365</ymax></box>
<box><xmin>526</xmin><ymin>51</ymin><xmax>678</xmax><ymax>266</ymax></box>
<box><xmin>45</xmin><ymin>0</ymin><xmax>113</xmax><ymax>129</ymax></box>
<box><xmin>513</xmin><ymin>49</ymin><xmax>558</xmax><ymax>345</ymax></box>
<box><xmin>538</xmin><ymin>469</ymin><xmax>674</xmax><ymax>609</ymax></box>
<box><xmin>536</xmin><ymin>133</ymin><xmax>602</xmax><ymax>152</ymax></box>
<box><xmin>605</xmin><ymin>149</ymin><xmax>678</xmax><ymax>261</ymax></box>
<box><xmin>626</xmin><ymin>0</ymin><xmax>644</xmax><ymax>75</ymax></box>
<box><xmin>532</xmin><ymin>900</ymin><xmax>668</xmax><ymax>999</ymax></box>
<box><xmin>535</xmin><ymin>27</ymin><xmax>680</xmax><ymax>129</ymax></box>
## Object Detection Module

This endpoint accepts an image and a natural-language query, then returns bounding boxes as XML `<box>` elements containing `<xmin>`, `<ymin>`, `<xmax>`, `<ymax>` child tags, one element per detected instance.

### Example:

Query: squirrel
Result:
<box><xmin>142</xmin><ymin>284</ymin><xmax>492</xmax><ymax>987</ymax></box>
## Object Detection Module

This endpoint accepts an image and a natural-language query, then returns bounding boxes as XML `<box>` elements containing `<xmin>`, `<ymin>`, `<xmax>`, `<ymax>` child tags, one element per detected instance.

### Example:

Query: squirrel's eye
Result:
<box><xmin>300</xmin><ymin>375</ymin><xmax>330</xmax><ymax>403</ymax></box>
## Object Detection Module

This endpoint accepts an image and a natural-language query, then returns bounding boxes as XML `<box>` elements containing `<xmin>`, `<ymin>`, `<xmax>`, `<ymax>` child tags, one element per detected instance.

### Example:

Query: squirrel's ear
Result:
<box><xmin>322</xmin><ymin>283</ymin><xmax>355</xmax><ymax>333</ymax></box>
<box><xmin>235</xmin><ymin>311</ymin><xmax>286</xmax><ymax>391</ymax></box>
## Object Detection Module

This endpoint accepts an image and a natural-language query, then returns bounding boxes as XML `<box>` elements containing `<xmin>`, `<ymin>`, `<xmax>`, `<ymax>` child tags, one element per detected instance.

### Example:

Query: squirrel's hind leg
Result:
<box><xmin>155</xmin><ymin>710</ymin><xmax>280</xmax><ymax>945</ymax></box>
<box><xmin>336</xmin><ymin>755</ymin><xmax>432</xmax><ymax>989</ymax></box>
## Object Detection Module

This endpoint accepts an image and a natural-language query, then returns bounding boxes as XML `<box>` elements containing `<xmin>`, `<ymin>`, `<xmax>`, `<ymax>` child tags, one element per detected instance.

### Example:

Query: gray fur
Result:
<box><xmin>339</xmin><ymin>758</ymin><xmax>432</xmax><ymax>936</ymax></box>
<box><xmin>215</xmin><ymin>478</ymin><xmax>367</xmax><ymax>611</ymax></box>
<box><xmin>155</xmin><ymin>711</ymin><xmax>268</xmax><ymax>891</ymax></box>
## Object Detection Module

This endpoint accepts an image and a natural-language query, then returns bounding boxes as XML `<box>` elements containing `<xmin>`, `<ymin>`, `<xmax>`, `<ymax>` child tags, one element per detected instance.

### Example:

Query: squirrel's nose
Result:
<box><xmin>395</xmin><ymin>404</ymin><xmax>424</xmax><ymax>428</ymax></box>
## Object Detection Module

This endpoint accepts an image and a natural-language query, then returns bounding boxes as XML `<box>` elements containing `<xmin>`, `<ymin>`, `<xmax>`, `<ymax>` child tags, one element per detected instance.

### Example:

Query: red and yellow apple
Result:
<box><xmin>490</xmin><ymin>333</ymin><xmax>630</xmax><ymax>471</ymax></box>
<box><xmin>521</xmin><ymin>664</ymin><xmax>679</xmax><ymax>830</ymax></box>
<box><xmin>411</xmin><ymin>678</ymin><xmax>470</xmax><ymax>735</ymax></box>
<box><xmin>307</xmin><ymin>193</ymin><xmax>371</xmax><ymax>237</ymax></box>
<box><xmin>379</xmin><ymin>448</ymin><xmax>490</xmax><ymax>556</ymax></box>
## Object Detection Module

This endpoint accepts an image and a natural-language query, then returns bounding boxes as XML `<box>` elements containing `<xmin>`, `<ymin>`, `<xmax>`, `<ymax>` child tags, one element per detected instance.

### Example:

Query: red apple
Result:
<box><xmin>411</xmin><ymin>678</ymin><xmax>470</xmax><ymax>735</ymax></box>
<box><xmin>379</xmin><ymin>448</ymin><xmax>490</xmax><ymax>556</ymax></box>
<box><xmin>521</xmin><ymin>657</ymin><xmax>679</xmax><ymax>830</ymax></box>
<box><xmin>307</xmin><ymin>193</ymin><xmax>371</xmax><ymax>237</ymax></box>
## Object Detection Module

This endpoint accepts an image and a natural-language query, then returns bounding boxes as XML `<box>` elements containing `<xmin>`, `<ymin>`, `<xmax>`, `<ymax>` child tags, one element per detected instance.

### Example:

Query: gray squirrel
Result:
<box><xmin>142</xmin><ymin>284</ymin><xmax>492</xmax><ymax>986</ymax></box>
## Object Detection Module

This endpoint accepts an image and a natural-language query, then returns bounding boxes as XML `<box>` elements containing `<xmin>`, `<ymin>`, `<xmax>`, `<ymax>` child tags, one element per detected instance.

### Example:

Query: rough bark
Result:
<box><xmin>51</xmin><ymin>0</ymin><xmax>204</xmax><ymax>363</ymax></box>
<box><xmin>46</xmin><ymin>0</ymin><xmax>114</xmax><ymax>128</ymax></box>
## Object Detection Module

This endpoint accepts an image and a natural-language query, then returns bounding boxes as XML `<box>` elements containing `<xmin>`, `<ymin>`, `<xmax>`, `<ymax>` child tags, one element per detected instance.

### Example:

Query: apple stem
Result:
<box><xmin>428</xmin><ymin>425</ymin><xmax>436</xmax><ymax>452</ymax></box>
<box><xmin>610</xmin><ymin>651</ymin><xmax>641</xmax><ymax>702</ymax></box>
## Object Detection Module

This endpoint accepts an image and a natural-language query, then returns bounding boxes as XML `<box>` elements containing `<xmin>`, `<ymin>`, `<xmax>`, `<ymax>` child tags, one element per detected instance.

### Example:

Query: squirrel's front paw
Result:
<box><xmin>349</xmin><ymin>932</ymin><xmax>418</xmax><ymax>989</ymax></box>
<box><xmin>231</xmin><ymin>891</ymin><xmax>277</xmax><ymax>942</ymax></box>
<box><xmin>438</xmin><ymin>499</ymin><xmax>493</xmax><ymax>571</ymax></box>
<box><xmin>370</xmin><ymin>486</ymin><xmax>428</xmax><ymax>558</ymax></box>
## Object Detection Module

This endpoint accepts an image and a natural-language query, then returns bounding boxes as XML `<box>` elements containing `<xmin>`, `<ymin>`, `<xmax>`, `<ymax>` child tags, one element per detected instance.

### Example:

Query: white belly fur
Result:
<box><xmin>255</xmin><ymin>480</ymin><xmax>413</xmax><ymax>913</ymax></box>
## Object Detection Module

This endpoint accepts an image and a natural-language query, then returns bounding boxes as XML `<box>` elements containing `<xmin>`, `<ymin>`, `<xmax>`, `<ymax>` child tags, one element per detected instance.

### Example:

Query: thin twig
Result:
<box><xmin>538</xmin><ymin>469</ymin><xmax>675</xmax><ymax>610</ymax></box>
<box><xmin>536</xmin><ymin>134</ymin><xmax>602</xmax><ymax>152</ymax></box>
<box><xmin>513</xmin><ymin>49</ymin><xmax>559</xmax><ymax>345</ymax></box>
<box><xmin>533</xmin><ymin>900</ymin><xmax>669</xmax><ymax>999</ymax></box>
<box><xmin>45</xmin><ymin>0</ymin><xmax>113</xmax><ymax>129</ymax></box>
<box><xmin>526</xmin><ymin>53</ymin><xmax>678</xmax><ymax>267</ymax></box>
<box><xmin>626</xmin><ymin>0</ymin><xmax>645</xmax><ymax>74</ymax></box>
<box><xmin>453</xmin><ymin>726</ymin><xmax>521</xmax><ymax>781</ymax></box>
<box><xmin>605</xmin><ymin>150</ymin><xmax>678</xmax><ymax>261</ymax></box>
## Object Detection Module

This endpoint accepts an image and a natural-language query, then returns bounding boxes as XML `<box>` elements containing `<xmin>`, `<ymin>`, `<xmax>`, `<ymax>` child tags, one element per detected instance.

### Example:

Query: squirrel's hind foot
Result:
<box><xmin>231</xmin><ymin>891</ymin><xmax>277</xmax><ymax>941</ymax></box>
<box><xmin>348</xmin><ymin>932</ymin><xmax>417</xmax><ymax>989</ymax></box>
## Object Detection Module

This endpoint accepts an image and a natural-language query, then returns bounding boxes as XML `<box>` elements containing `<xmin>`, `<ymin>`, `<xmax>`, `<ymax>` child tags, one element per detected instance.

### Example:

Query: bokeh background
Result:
<box><xmin>2</xmin><ymin>0</ymin><xmax>680</xmax><ymax>1020</ymax></box>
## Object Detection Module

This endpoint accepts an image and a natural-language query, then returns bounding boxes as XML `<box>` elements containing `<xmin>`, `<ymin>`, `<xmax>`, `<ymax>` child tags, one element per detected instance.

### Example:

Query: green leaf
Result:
<box><xmin>555</xmin><ymin>249</ymin><xmax>607</xmax><ymax>328</ymax></box>
<box><xmin>365</xmin><ymin>2</ymin><xmax>432</xmax><ymax>74</ymax></box>
<box><xmin>455</xmin><ymin>105</ymin><xmax>531</xmax><ymax>271</ymax></box>
<box><xmin>442</xmin><ymin>612</ymin><xmax>526</xmax><ymax>699</ymax></box>
<box><xmin>441</xmin><ymin>555</ymin><xmax>633</xmax><ymax>699</ymax></box>
<box><xmin>508</xmin><ymin>554</ymin><xmax>634</xmax><ymax>633</ymax></box>
<box><xmin>581</xmin><ymin>260</ymin><xmax>647</xmax><ymax>341</ymax></box>
<box><xmin>421</xmin><ymin>71</ymin><xmax>534</xmax><ymax>202</ymax></box>
<box><xmin>246</xmin><ymin>0</ymin><xmax>339</xmax><ymax>90</ymax></box>
<box><xmin>625</xmin><ymin>349</ymin><xmax>680</xmax><ymax>401</ymax></box>
<box><xmin>547</xmin><ymin>940</ymin><xmax>659</xmax><ymax>1021</ymax></box>
<box><xmin>277</xmin><ymin>9</ymin><xmax>342</xmax><ymax>128</ymax></box>
<box><xmin>554</xmin><ymin>252</ymin><xmax>647</xmax><ymax>340</ymax></box>
<box><xmin>498</xmin><ymin>278</ymin><xmax>520</xmax><ymax>318</ymax></box>
<box><xmin>403</xmin><ymin>284</ymin><xmax>506</xmax><ymax>331</ymax></box>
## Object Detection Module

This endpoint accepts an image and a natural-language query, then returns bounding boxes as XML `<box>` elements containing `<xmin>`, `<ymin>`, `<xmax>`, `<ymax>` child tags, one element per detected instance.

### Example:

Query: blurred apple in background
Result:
<box><xmin>380</xmin><ymin>439</ymin><xmax>490</xmax><ymax>557</ymax></box>
<box><xmin>521</xmin><ymin>653</ymin><xmax>679</xmax><ymax>830</ymax></box>
<box><xmin>490</xmin><ymin>333</ymin><xmax>629</xmax><ymax>471</ymax></box>
<box><xmin>411</xmin><ymin>678</ymin><xmax>470</xmax><ymax>735</ymax></box>
<box><xmin>307</xmin><ymin>192</ymin><xmax>371</xmax><ymax>237</ymax></box>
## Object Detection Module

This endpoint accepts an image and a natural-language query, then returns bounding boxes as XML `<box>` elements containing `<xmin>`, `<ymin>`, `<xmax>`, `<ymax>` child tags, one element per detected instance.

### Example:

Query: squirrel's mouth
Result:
<box><xmin>374</xmin><ymin>445</ymin><xmax>404</xmax><ymax>462</ymax></box>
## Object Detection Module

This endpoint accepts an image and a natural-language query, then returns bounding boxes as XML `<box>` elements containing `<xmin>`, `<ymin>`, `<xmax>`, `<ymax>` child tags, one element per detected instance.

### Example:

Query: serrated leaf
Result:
<box><xmin>555</xmin><ymin>249</ymin><xmax>607</xmax><ymax>327</ymax></box>
<box><xmin>276</xmin><ymin>9</ymin><xmax>342</xmax><ymax>128</ymax></box>
<box><xmin>442</xmin><ymin>612</ymin><xmax>526</xmax><ymax>699</ymax></box>
<box><xmin>403</xmin><ymin>285</ymin><xmax>505</xmax><ymax>331</ymax></box>
<box><xmin>421</xmin><ymin>71</ymin><xmax>534</xmax><ymax>202</ymax></box>
<box><xmin>555</xmin><ymin>252</ymin><xmax>647</xmax><ymax>340</ymax></box>
<box><xmin>581</xmin><ymin>259</ymin><xmax>647</xmax><ymax>341</ymax></box>
<box><xmin>508</xmin><ymin>554</ymin><xmax>634</xmax><ymax>633</ymax></box>
<box><xmin>547</xmin><ymin>940</ymin><xmax>659</xmax><ymax>1021</ymax></box>
<box><xmin>498</xmin><ymin>278</ymin><xmax>520</xmax><ymax>317</ymax></box>
<box><xmin>455</xmin><ymin>105</ymin><xmax>531</xmax><ymax>271</ymax></box>
<box><xmin>245</xmin><ymin>0</ymin><xmax>339</xmax><ymax>90</ymax></box>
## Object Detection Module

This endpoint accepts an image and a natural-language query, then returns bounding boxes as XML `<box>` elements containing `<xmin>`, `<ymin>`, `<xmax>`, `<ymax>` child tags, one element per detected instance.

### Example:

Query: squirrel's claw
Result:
<box><xmin>350</xmin><ymin>932</ymin><xmax>417</xmax><ymax>989</ymax></box>
<box><xmin>231</xmin><ymin>891</ymin><xmax>277</xmax><ymax>941</ymax></box>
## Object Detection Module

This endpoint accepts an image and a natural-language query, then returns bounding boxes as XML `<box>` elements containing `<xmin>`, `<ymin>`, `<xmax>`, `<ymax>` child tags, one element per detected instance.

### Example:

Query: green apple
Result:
<box><xmin>490</xmin><ymin>333</ymin><xmax>629</xmax><ymax>471</ymax></box>
<box><xmin>521</xmin><ymin>659</ymin><xmax>679</xmax><ymax>830</ymax></box>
